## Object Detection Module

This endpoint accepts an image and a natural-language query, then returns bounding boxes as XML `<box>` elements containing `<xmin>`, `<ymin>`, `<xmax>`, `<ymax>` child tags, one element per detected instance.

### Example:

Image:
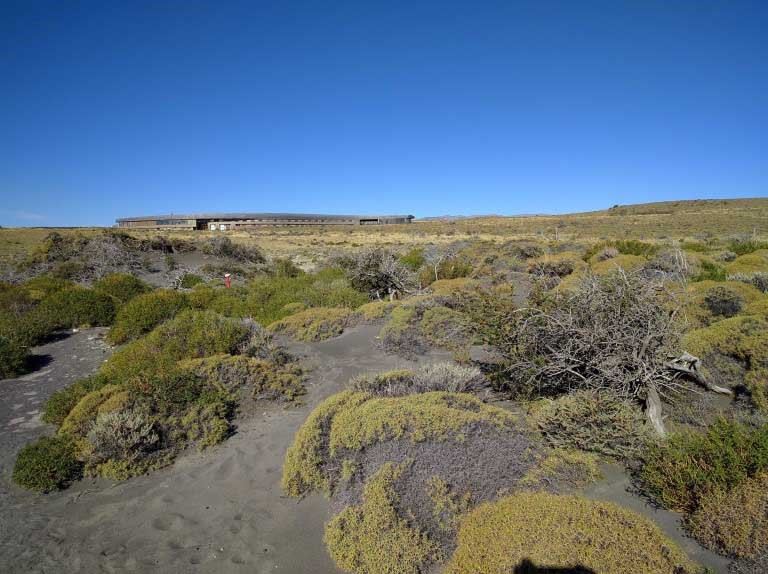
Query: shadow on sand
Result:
<box><xmin>513</xmin><ymin>559</ymin><xmax>597</xmax><ymax>574</ymax></box>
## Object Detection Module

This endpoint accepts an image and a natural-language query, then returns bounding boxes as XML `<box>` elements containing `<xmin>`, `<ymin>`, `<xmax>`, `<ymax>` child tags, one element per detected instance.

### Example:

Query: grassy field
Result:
<box><xmin>1</xmin><ymin>198</ymin><xmax>766</xmax><ymax>265</ymax></box>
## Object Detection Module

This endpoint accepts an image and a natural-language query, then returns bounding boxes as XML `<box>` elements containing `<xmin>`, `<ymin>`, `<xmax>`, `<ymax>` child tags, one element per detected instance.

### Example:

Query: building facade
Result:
<box><xmin>116</xmin><ymin>212</ymin><xmax>414</xmax><ymax>230</ymax></box>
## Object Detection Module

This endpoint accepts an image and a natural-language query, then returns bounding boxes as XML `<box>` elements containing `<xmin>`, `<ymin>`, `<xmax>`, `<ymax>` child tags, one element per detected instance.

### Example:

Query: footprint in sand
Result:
<box><xmin>151</xmin><ymin>513</ymin><xmax>194</xmax><ymax>531</ymax></box>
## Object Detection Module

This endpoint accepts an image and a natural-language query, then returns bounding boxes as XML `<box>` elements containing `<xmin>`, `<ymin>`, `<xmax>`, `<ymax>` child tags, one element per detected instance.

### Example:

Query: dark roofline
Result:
<box><xmin>116</xmin><ymin>212</ymin><xmax>414</xmax><ymax>222</ymax></box>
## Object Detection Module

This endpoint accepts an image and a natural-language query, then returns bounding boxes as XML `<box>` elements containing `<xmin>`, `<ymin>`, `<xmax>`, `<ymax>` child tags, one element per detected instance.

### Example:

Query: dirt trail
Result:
<box><xmin>0</xmin><ymin>325</ymin><xmax>446</xmax><ymax>573</ymax></box>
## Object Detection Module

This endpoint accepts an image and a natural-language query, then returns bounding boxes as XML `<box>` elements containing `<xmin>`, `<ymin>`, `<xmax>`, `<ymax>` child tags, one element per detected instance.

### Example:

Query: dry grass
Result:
<box><xmin>3</xmin><ymin>199</ymin><xmax>766</xmax><ymax>266</ymax></box>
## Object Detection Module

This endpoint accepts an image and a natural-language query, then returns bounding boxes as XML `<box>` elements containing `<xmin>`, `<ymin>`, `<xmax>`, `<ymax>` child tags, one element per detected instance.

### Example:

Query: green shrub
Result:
<box><xmin>107</xmin><ymin>289</ymin><xmax>189</xmax><ymax>344</ymax></box>
<box><xmin>399</xmin><ymin>247</ymin><xmax>426</xmax><ymax>271</ymax></box>
<box><xmin>324</xmin><ymin>462</ymin><xmax>438</xmax><ymax>574</ymax></box>
<box><xmin>188</xmin><ymin>284</ymin><xmax>249</xmax><ymax>317</ymax></box>
<box><xmin>13</xmin><ymin>436</ymin><xmax>81</xmax><ymax>492</ymax></box>
<box><xmin>103</xmin><ymin>310</ymin><xmax>250</xmax><ymax>386</ymax></box>
<box><xmin>532</xmin><ymin>390</ymin><xmax>652</xmax><ymax>459</ymax></box>
<box><xmin>728</xmin><ymin>239</ymin><xmax>768</xmax><ymax>257</ymax></box>
<box><xmin>93</xmin><ymin>273</ymin><xmax>151</xmax><ymax>305</ymax></box>
<box><xmin>0</xmin><ymin>334</ymin><xmax>28</xmax><ymax>379</ymax></box>
<box><xmin>692</xmin><ymin>259</ymin><xmax>728</xmax><ymax>282</ymax></box>
<box><xmin>29</xmin><ymin>286</ymin><xmax>116</xmax><ymax>335</ymax></box>
<box><xmin>246</xmin><ymin>268</ymin><xmax>367</xmax><ymax>325</ymax></box>
<box><xmin>584</xmin><ymin>239</ymin><xmax>659</xmax><ymax>261</ymax></box>
<box><xmin>445</xmin><ymin>492</ymin><xmax>697</xmax><ymax>574</ymax></box>
<box><xmin>21</xmin><ymin>276</ymin><xmax>74</xmax><ymax>301</ymax></box>
<box><xmin>268</xmin><ymin>307</ymin><xmax>357</xmax><ymax>341</ymax></box>
<box><xmin>269</xmin><ymin>257</ymin><xmax>302</xmax><ymax>277</ymax></box>
<box><xmin>43</xmin><ymin>373</ymin><xmax>111</xmax><ymax>426</ymax></box>
<box><xmin>640</xmin><ymin>419</ymin><xmax>768</xmax><ymax>513</ymax></box>
<box><xmin>179</xmin><ymin>273</ymin><xmax>204</xmax><ymax>289</ymax></box>
<box><xmin>419</xmin><ymin>306</ymin><xmax>472</xmax><ymax>349</ymax></box>
<box><xmin>688</xmin><ymin>473</ymin><xmax>768</xmax><ymax>559</ymax></box>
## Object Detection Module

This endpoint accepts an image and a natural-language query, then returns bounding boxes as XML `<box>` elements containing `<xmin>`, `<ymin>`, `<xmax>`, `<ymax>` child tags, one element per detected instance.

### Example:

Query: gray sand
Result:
<box><xmin>0</xmin><ymin>325</ymin><xmax>446</xmax><ymax>573</ymax></box>
<box><xmin>0</xmin><ymin>325</ymin><xmax>733</xmax><ymax>573</ymax></box>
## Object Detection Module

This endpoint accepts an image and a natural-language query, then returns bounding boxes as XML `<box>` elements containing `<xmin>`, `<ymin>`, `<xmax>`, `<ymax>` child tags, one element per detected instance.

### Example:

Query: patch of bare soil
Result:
<box><xmin>0</xmin><ymin>325</ymin><xmax>449</xmax><ymax>573</ymax></box>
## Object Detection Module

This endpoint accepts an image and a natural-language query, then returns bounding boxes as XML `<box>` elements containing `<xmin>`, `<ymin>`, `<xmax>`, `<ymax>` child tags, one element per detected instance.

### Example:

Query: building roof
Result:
<box><xmin>116</xmin><ymin>212</ymin><xmax>414</xmax><ymax>222</ymax></box>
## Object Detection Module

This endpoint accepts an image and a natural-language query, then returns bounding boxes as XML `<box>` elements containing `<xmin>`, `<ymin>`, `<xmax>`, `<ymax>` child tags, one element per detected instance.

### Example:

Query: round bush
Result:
<box><xmin>107</xmin><ymin>289</ymin><xmax>189</xmax><ymax>344</ymax></box>
<box><xmin>93</xmin><ymin>273</ymin><xmax>151</xmax><ymax>305</ymax></box>
<box><xmin>445</xmin><ymin>492</ymin><xmax>697</xmax><ymax>574</ymax></box>
<box><xmin>0</xmin><ymin>334</ymin><xmax>28</xmax><ymax>379</ymax></box>
<box><xmin>13</xmin><ymin>436</ymin><xmax>81</xmax><ymax>492</ymax></box>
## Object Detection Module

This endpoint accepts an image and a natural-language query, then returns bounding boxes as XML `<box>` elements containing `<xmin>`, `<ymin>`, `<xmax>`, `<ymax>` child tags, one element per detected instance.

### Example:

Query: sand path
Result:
<box><xmin>0</xmin><ymin>324</ymin><xmax>445</xmax><ymax>573</ymax></box>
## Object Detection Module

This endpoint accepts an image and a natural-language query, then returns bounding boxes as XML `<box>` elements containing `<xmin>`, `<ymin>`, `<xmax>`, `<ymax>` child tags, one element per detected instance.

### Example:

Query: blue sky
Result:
<box><xmin>1</xmin><ymin>1</ymin><xmax>766</xmax><ymax>226</ymax></box>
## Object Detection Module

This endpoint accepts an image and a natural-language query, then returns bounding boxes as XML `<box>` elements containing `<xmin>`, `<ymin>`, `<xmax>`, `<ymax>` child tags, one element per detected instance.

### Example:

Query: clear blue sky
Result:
<box><xmin>1</xmin><ymin>1</ymin><xmax>766</xmax><ymax>226</ymax></box>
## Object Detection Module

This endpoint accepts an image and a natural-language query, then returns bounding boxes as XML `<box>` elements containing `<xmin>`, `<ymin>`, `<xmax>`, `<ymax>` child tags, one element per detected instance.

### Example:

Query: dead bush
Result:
<box><xmin>470</xmin><ymin>269</ymin><xmax>729</xmax><ymax>434</ymax></box>
<box><xmin>346</xmin><ymin>248</ymin><xmax>415</xmax><ymax>300</ymax></box>
<box><xmin>200</xmin><ymin>236</ymin><xmax>265</xmax><ymax>263</ymax></box>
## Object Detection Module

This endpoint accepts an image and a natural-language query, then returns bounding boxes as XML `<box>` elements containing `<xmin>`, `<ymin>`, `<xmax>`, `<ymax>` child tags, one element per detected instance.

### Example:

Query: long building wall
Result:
<box><xmin>116</xmin><ymin>213</ymin><xmax>414</xmax><ymax>230</ymax></box>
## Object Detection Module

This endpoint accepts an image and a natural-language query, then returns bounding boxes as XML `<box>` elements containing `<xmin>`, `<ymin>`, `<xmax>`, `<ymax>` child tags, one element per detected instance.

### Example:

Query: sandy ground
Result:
<box><xmin>0</xmin><ymin>325</ymin><xmax>448</xmax><ymax>573</ymax></box>
<box><xmin>0</xmin><ymin>325</ymin><xmax>734</xmax><ymax>573</ymax></box>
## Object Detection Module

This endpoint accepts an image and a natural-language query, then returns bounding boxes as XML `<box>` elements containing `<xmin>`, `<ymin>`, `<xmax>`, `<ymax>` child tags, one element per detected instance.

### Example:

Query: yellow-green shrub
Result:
<box><xmin>281</xmin><ymin>391</ymin><xmax>519</xmax><ymax>498</ymax></box>
<box><xmin>282</xmin><ymin>391</ymin><xmax>369</xmax><ymax>496</ymax></box>
<box><xmin>182</xmin><ymin>354</ymin><xmax>305</xmax><ymax>401</ymax></box>
<box><xmin>444</xmin><ymin>492</ymin><xmax>697</xmax><ymax>574</ymax></box>
<box><xmin>530</xmin><ymin>390</ymin><xmax>652</xmax><ymax>459</ymax></box>
<box><xmin>356</xmin><ymin>300</ymin><xmax>398</xmax><ymax>321</ymax></box>
<box><xmin>520</xmin><ymin>448</ymin><xmax>602</xmax><ymax>490</ymax></box>
<box><xmin>268</xmin><ymin>307</ymin><xmax>357</xmax><ymax>341</ymax></box>
<box><xmin>591</xmin><ymin>253</ymin><xmax>647</xmax><ymax>275</ymax></box>
<box><xmin>684</xmin><ymin>314</ymin><xmax>768</xmax><ymax>410</ymax></box>
<box><xmin>683</xmin><ymin>280</ymin><xmax>763</xmax><ymax>328</ymax></box>
<box><xmin>93</xmin><ymin>273</ymin><xmax>151</xmax><ymax>306</ymax></box>
<box><xmin>107</xmin><ymin>289</ymin><xmax>189</xmax><ymax>344</ymax></box>
<box><xmin>688</xmin><ymin>473</ymin><xmax>768</xmax><ymax>559</ymax></box>
<box><xmin>419</xmin><ymin>305</ymin><xmax>472</xmax><ymax>349</ymax></box>
<box><xmin>324</xmin><ymin>462</ymin><xmax>438</xmax><ymax>574</ymax></box>
<box><xmin>727</xmin><ymin>249</ymin><xmax>768</xmax><ymax>274</ymax></box>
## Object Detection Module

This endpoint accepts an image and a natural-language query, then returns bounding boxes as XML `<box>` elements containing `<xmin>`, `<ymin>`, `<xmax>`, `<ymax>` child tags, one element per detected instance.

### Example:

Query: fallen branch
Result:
<box><xmin>665</xmin><ymin>352</ymin><xmax>733</xmax><ymax>396</ymax></box>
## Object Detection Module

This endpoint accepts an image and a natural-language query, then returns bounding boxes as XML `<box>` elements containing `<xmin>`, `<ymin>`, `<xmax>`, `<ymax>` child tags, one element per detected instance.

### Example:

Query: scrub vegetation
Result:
<box><xmin>3</xmin><ymin>198</ymin><xmax>768</xmax><ymax>572</ymax></box>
